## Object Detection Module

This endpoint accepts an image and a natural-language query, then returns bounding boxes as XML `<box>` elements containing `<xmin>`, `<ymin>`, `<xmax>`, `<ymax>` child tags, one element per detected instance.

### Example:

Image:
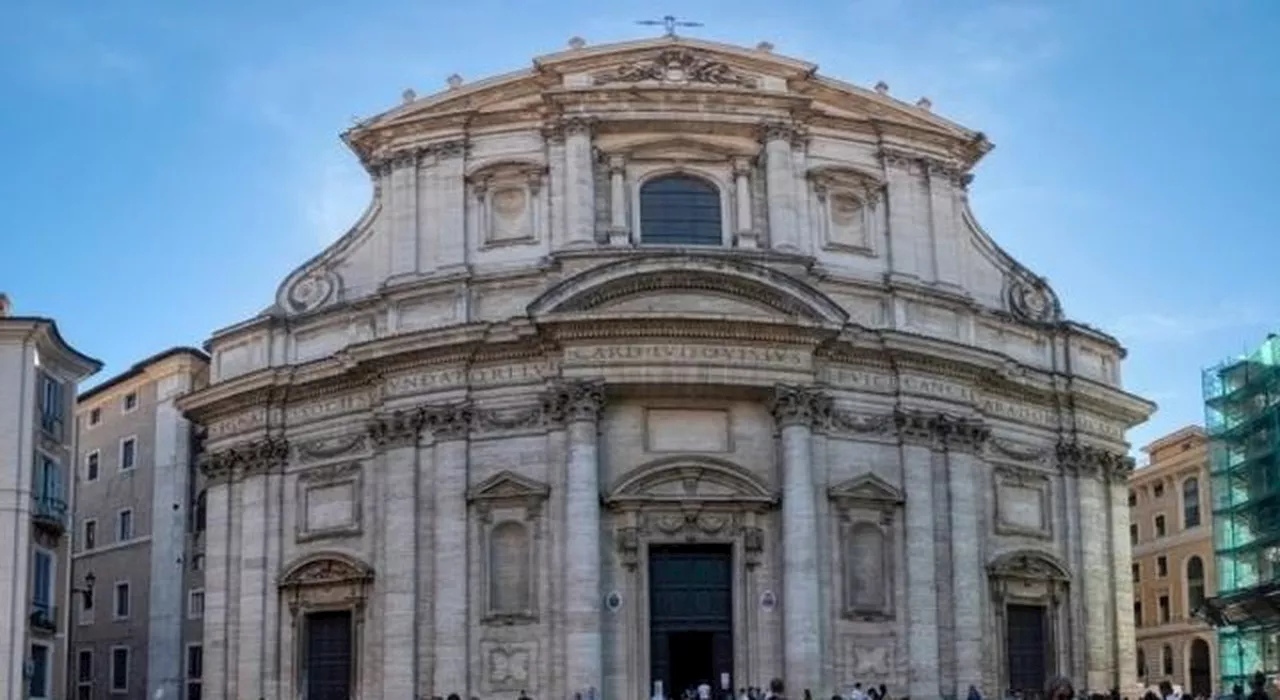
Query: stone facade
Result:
<box><xmin>69</xmin><ymin>348</ymin><xmax>209</xmax><ymax>700</ymax></box>
<box><xmin>1129</xmin><ymin>426</ymin><xmax>1217</xmax><ymax>695</ymax></box>
<box><xmin>178</xmin><ymin>37</ymin><xmax>1155</xmax><ymax>700</ymax></box>
<box><xmin>0</xmin><ymin>295</ymin><xmax>100</xmax><ymax>700</ymax></box>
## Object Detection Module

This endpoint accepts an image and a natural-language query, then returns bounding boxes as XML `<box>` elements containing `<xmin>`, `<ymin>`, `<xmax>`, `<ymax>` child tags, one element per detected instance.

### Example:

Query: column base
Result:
<box><xmin>606</xmin><ymin>226</ymin><xmax>632</xmax><ymax>246</ymax></box>
<box><xmin>735</xmin><ymin>230</ymin><xmax>760</xmax><ymax>249</ymax></box>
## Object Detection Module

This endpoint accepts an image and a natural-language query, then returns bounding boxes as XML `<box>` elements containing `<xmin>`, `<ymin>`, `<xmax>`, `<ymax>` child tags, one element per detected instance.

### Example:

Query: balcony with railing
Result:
<box><xmin>31</xmin><ymin>494</ymin><xmax>67</xmax><ymax>535</ymax></box>
<box><xmin>29</xmin><ymin>601</ymin><xmax>57</xmax><ymax>633</ymax></box>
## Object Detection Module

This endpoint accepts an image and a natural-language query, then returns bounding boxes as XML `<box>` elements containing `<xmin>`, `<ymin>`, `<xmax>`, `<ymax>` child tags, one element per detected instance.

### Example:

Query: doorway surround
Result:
<box><xmin>606</xmin><ymin>455</ymin><xmax>778</xmax><ymax>700</ymax></box>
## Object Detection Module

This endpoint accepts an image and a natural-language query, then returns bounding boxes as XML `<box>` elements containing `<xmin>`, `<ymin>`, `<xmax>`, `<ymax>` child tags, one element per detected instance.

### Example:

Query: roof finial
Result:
<box><xmin>0</xmin><ymin>294</ymin><xmax>10</xmax><ymax>318</ymax></box>
<box><xmin>567</xmin><ymin>36</ymin><xmax>587</xmax><ymax>50</ymax></box>
<box><xmin>636</xmin><ymin>15</ymin><xmax>703</xmax><ymax>38</ymax></box>
<box><xmin>402</xmin><ymin>88</ymin><xmax>417</xmax><ymax>104</ymax></box>
<box><xmin>446</xmin><ymin>74</ymin><xmax>464</xmax><ymax>89</ymax></box>
<box><xmin>915</xmin><ymin>97</ymin><xmax>932</xmax><ymax>111</ymax></box>
<box><xmin>756</xmin><ymin>41</ymin><xmax>775</xmax><ymax>52</ymax></box>
<box><xmin>874</xmin><ymin>81</ymin><xmax>890</xmax><ymax>95</ymax></box>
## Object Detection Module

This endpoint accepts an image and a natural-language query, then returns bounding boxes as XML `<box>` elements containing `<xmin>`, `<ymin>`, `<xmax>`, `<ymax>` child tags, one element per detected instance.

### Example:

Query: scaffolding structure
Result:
<box><xmin>1202</xmin><ymin>335</ymin><xmax>1280</xmax><ymax>687</ymax></box>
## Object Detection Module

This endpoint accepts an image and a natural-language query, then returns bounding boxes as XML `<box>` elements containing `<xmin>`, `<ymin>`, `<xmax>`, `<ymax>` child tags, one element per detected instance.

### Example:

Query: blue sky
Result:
<box><xmin>3</xmin><ymin>0</ymin><xmax>1278</xmax><ymax>453</ymax></box>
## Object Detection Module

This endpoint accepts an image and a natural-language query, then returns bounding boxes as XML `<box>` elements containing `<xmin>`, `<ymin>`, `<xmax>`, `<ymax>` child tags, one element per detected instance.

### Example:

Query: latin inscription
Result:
<box><xmin>286</xmin><ymin>393</ymin><xmax>372</xmax><ymax>424</ymax></box>
<box><xmin>821</xmin><ymin>365</ymin><xmax>1123</xmax><ymax>435</ymax></box>
<box><xmin>208</xmin><ymin>409</ymin><xmax>267</xmax><ymax>439</ymax></box>
<box><xmin>385</xmin><ymin>362</ymin><xmax>552</xmax><ymax>397</ymax></box>
<box><xmin>564</xmin><ymin>344</ymin><xmax>808</xmax><ymax>369</ymax></box>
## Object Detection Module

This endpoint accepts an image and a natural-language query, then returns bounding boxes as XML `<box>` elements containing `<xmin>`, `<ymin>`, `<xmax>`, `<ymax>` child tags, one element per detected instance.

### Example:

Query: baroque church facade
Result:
<box><xmin>179</xmin><ymin>36</ymin><xmax>1153</xmax><ymax>700</ymax></box>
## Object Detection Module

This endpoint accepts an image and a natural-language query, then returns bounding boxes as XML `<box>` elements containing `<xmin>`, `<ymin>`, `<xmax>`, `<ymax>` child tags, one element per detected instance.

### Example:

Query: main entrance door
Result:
<box><xmin>1006</xmin><ymin>604</ymin><xmax>1049</xmax><ymax>699</ymax></box>
<box><xmin>649</xmin><ymin>544</ymin><xmax>733</xmax><ymax>696</ymax></box>
<box><xmin>304</xmin><ymin>610</ymin><xmax>353</xmax><ymax>700</ymax></box>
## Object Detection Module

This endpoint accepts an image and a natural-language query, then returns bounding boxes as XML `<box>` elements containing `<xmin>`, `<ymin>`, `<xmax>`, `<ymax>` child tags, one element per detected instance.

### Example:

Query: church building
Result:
<box><xmin>178</xmin><ymin>34</ymin><xmax>1154</xmax><ymax>700</ymax></box>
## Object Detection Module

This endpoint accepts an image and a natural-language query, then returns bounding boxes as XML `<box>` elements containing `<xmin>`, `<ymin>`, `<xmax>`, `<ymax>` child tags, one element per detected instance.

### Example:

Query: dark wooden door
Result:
<box><xmin>1189</xmin><ymin>638</ymin><xmax>1212</xmax><ymax>697</ymax></box>
<box><xmin>649</xmin><ymin>544</ymin><xmax>734</xmax><ymax>695</ymax></box>
<box><xmin>1006</xmin><ymin>604</ymin><xmax>1049</xmax><ymax>698</ymax></box>
<box><xmin>305</xmin><ymin>611</ymin><xmax>353</xmax><ymax>700</ymax></box>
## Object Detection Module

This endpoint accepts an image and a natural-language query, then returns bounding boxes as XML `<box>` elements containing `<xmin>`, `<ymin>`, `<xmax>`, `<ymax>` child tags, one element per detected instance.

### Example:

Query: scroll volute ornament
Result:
<box><xmin>769</xmin><ymin>385</ymin><xmax>831</xmax><ymax>428</ymax></box>
<box><xmin>544</xmin><ymin>380</ymin><xmax>605</xmax><ymax>424</ymax></box>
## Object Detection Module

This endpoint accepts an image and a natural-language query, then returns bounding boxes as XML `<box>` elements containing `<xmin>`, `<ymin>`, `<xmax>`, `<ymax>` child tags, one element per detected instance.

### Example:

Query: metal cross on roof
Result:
<box><xmin>636</xmin><ymin>15</ymin><xmax>703</xmax><ymax>38</ymax></box>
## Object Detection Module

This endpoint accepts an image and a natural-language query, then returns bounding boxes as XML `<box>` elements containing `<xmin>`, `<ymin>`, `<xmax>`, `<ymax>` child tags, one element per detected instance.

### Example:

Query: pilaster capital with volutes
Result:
<box><xmin>423</xmin><ymin>403</ymin><xmax>474</xmax><ymax>442</ymax></box>
<box><xmin>769</xmin><ymin>384</ymin><xmax>832</xmax><ymax>429</ymax></box>
<box><xmin>545</xmin><ymin>379</ymin><xmax>606</xmax><ymax>424</ymax></box>
<box><xmin>367</xmin><ymin>407</ymin><xmax>426</xmax><ymax>450</ymax></box>
<box><xmin>1056</xmin><ymin>440</ymin><xmax>1135</xmax><ymax>483</ymax></box>
<box><xmin>936</xmin><ymin>415</ymin><xmax>991</xmax><ymax>453</ymax></box>
<box><xmin>199</xmin><ymin>436</ymin><xmax>290</xmax><ymax>485</ymax></box>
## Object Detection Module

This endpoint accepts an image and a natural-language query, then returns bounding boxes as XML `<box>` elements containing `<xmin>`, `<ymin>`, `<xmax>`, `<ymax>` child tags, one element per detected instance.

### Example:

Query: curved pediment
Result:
<box><xmin>606</xmin><ymin>456</ymin><xmax>776</xmax><ymax>505</ymax></box>
<box><xmin>279</xmin><ymin>551</ymin><xmax>374</xmax><ymax>589</ymax></box>
<box><xmin>988</xmin><ymin>549</ymin><xmax>1070</xmax><ymax>581</ymax></box>
<box><xmin>527</xmin><ymin>255</ymin><xmax>849</xmax><ymax>325</ymax></box>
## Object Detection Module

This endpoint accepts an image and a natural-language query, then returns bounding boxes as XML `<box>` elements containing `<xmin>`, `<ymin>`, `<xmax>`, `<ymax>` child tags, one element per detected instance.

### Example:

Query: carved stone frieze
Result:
<box><xmin>825</xmin><ymin>409</ymin><xmax>894</xmax><ymax>436</ymax></box>
<box><xmin>544</xmin><ymin>379</ymin><xmax>605</xmax><ymax>424</ymax></box>
<box><xmin>201</xmin><ymin>436</ymin><xmax>289</xmax><ymax>484</ymax></box>
<box><xmin>591</xmin><ymin>49</ymin><xmax>758</xmax><ymax>88</ymax></box>
<box><xmin>1056</xmin><ymin>440</ymin><xmax>1134</xmax><ymax>482</ymax></box>
<box><xmin>298</xmin><ymin>461</ymin><xmax>362</xmax><ymax>484</ymax></box>
<box><xmin>988</xmin><ymin>438</ymin><xmax>1053</xmax><ymax>464</ymax></box>
<box><xmin>296</xmin><ymin>433</ymin><xmax>367</xmax><ymax>462</ymax></box>
<box><xmin>770</xmin><ymin>384</ymin><xmax>831</xmax><ymax>428</ymax></box>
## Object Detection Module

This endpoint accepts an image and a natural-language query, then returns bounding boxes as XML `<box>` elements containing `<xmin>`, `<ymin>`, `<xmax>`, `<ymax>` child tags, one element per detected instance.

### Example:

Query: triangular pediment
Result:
<box><xmin>467</xmin><ymin>470</ymin><xmax>550</xmax><ymax>502</ymax></box>
<box><xmin>828</xmin><ymin>473</ymin><xmax>903</xmax><ymax>505</ymax></box>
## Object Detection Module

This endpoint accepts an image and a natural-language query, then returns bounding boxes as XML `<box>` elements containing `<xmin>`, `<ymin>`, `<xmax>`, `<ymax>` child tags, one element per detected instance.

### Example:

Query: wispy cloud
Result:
<box><xmin>1</xmin><ymin>9</ymin><xmax>152</xmax><ymax>96</ymax></box>
<box><xmin>1108</xmin><ymin>305</ymin><xmax>1270</xmax><ymax>342</ymax></box>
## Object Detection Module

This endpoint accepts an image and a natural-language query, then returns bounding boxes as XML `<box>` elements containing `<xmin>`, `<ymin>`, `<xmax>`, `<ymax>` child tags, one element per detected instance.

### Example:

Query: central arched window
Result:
<box><xmin>639</xmin><ymin>174</ymin><xmax>722</xmax><ymax>246</ymax></box>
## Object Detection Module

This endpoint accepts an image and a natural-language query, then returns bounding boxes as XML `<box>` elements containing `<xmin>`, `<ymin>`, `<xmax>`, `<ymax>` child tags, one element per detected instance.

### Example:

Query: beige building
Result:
<box><xmin>69</xmin><ymin>347</ymin><xmax>209</xmax><ymax>700</ymax></box>
<box><xmin>1129</xmin><ymin>426</ymin><xmax>1216</xmax><ymax>696</ymax></box>
<box><xmin>178</xmin><ymin>36</ymin><xmax>1154</xmax><ymax>700</ymax></box>
<box><xmin>0</xmin><ymin>294</ymin><xmax>101</xmax><ymax>700</ymax></box>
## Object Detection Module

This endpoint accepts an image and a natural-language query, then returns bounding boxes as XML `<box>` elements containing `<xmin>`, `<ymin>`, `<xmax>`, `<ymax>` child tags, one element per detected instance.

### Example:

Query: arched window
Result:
<box><xmin>1183</xmin><ymin>477</ymin><xmax>1202</xmax><ymax>528</ymax></box>
<box><xmin>1162</xmin><ymin>644</ymin><xmax>1174</xmax><ymax>676</ymax></box>
<box><xmin>1137</xmin><ymin>647</ymin><xmax>1147</xmax><ymax>677</ymax></box>
<box><xmin>639</xmin><ymin>175</ymin><xmax>722</xmax><ymax>246</ymax></box>
<box><xmin>1187</xmin><ymin>555</ymin><xmax>1206</xmax><ymax>612</ymax></box>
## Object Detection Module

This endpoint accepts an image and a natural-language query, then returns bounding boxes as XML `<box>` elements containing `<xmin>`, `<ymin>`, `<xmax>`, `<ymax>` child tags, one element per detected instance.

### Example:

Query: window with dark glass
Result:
<box><xmin>1155</xmin><ymin>515</ymin><xmax>1166</xmax><ymax>537</ymax></box>
<box><xmin>1188</xmin><ymin>555</ymin><xmax>1206</xmax><ymax>612</ymax></box>
<box><xmin>1162</xmin><ymin>645</ymin><xmax>1174</xmax><ymax>675</ymax></box>
<box><xmin>639</xmin><ymin>175</ymin><xmax>722</xmax><ymax>246</ymax></box>
<box><xmin>29</xmin><ymin>644</ymin><xmax>50</xmax><ymax>698</ymax></box>
<box><xmin>1137</xmin><ymin>647</ymin><xmax>1146</xmax><ymax>677</ymax></box>
<box><xmin>111</xmin><ymin>647</ymin><xmax>129</xmax><ymax>691</ymax></box>
<box><xmin>1184</xmin><ymin>477</ymin><xmax>1201</xmax><ymax>528</ymax></box>
<box><xmin>1134</xmin><ymin>601</ymin><xmax>1143</xmax><ymax>627</ymax></box>
<box><xmin>37</xmin><ymin>371</ymin><xmax>64</xmax><ymax>439</ymax></box>
<box><xmin>1130</xmin><ymin>523</ymin><xmax>1138</xmax><ymax>545</ymax></box>
<box><xmin>1129</xmin><ymin>490</ymin><xmax>1138</xmax><ymax>507</ymax></box>
<box><xmin>1154</xmin><ymin>482</ymin><xmax>1164</xmax><ymax>498</ymax></box>
<box><xmin>1159</xmin><ymin>594</ymin><xmax>1170</xmax><ymax>623</ymax></box>
<box><xmin>1132</xmin><ymin>563</ymin><xmax>1140</xmax><ymax>583</ymax></box>
<box><xmin>1157</xmin><ymin>555</ymin><xmax>1168</xmax><ymax>577</ymax></box>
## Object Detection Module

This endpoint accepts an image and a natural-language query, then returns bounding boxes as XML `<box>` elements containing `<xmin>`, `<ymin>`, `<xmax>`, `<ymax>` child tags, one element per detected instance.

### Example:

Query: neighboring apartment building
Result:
<box><xmin>1130</xmin><ymin>425</ymin><xmax>1217</xmax><ymax>695</ymax></box>
<box><xmin>0</xmin><ymin>294</ymin><xmax>101</xmax><ymax>700</ymax></box>
<box><xmin>69</xmin><ymin>347</ymin><xmax>208</xmax><ymax>700</ymax></box>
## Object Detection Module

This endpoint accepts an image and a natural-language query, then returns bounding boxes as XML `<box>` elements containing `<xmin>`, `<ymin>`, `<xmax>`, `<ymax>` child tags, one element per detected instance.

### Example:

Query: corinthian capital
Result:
<box><xmin>1056</xmin><ymin>440</ymin><xmax>1135</xmax><ymax>482</ymax></box>
<box><xmin>936</xmin><ymin>415</ymin><xmax>990</xmax><ymax>453</ymax></box>
<box><xmin>367</xmin><ymin>408</ymin><xmax>425</xmax><ymax>449</ymax></box>
<box><xmin>545</xmin><ymin>379</ymin><xmax>605</xmax><ymax>424</ymax></box>
<box><xmin>423</xmin><ymin>403</ymin><xmax>474</xmax><ymax>442</ymax></box>
<box><xmin>199</xmin><ymin>436</ymin><xmax>290</xmax><ymax>484</ymax></box>
<box><xmin>769</xmin><ymin>385</ymin><xmax>831</xmax><ymax>429</ymax></box>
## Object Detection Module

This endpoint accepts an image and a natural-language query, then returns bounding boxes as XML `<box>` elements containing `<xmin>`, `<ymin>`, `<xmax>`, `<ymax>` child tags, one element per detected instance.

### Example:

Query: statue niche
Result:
<box><xmin>829</xmin><ymin>473</ymin><xmax>903</xmax><ymax>620</ymax></box>
<box><xmin>468</xmin><ymin>470</ymin><xmax>550</xmax><ymax>625</ymax></box>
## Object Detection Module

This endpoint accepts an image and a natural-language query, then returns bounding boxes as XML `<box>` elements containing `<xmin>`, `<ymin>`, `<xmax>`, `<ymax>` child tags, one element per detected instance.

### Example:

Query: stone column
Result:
<box><xmin>232</xmin><ymin>439</ymin><xmax>287</xmax><ymax>700</ymax></box>
<box><xmin>607</xmin><ymin>155</ymin><xmax>630</xmax><ymax>245</ymax></box>
<box><xmin>944</xmin><ymin>420</ymin><xmax>990</xmax><ymax>697</ymax></box>
<box><xmin>369</xmin><ymin>409</ymin><xmax>426</xmax><ymax>700</ymax></box>
<box><xmin>430</xmin><ymin>405</ymin><xmax>473</xmax><ymax>697</ymax></box>
<box><xmin>769</xmin><ymin>385</ymin><xmax>827</xmax><ymax>693</ymax></box>
<box><xmin>897</xmin><ymin>411</ymin><xmax>941</xmax><ymax>699</ymax></box>
<box><xmin>1108</xmin><ymin>460</ymin><xmax>1138</xmax><ymax>693</ymax></box>
<box><xmin>431</xmin><ymin>140</ymin><xmax>468</xmax><ymax>272</ymax></box>
<box><xmin>555</xmin><ymin>380</ymin><xmax>606</xmax><ymax>695</ymax></box>
<box><xmin>762</xmin><ymin>122</ymin><xmax>799</xmax><ymax>252</ymax></box>
<box><xmin>563</xmin><ymin>118</ymin><xmax>597</xmax><ymax>247</ymax></box>
<box><xmin>734</xmin><ymin>157</ymin><xmax>759</xmax><ymax>248</ymax></box>
<box><xmin>200</xmin><ymin>471</ymin><xmax>232</xmax><ymax>700</ymax></box>
<box><xmin>1061</xmin><ymin>443</ymin><xmax>1114</xmax><ymax>692</ymax></box>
